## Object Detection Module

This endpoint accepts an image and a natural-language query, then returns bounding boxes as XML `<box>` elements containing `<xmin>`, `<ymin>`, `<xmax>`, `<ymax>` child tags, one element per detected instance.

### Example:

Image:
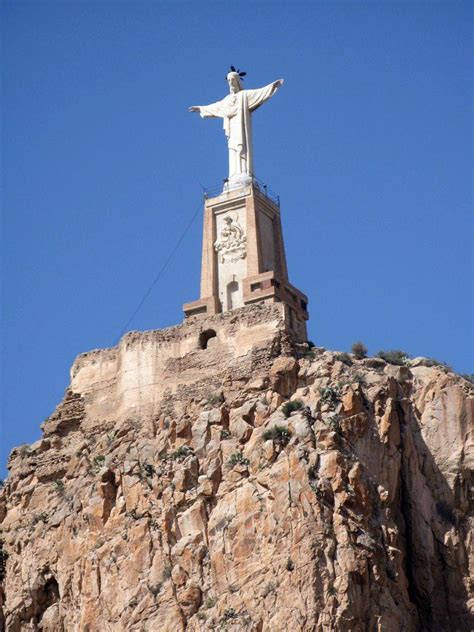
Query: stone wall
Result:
<box><xmin>68</xmin><ymin>303</ymin><xmax>292</xmax><ymax>431</ymax></box>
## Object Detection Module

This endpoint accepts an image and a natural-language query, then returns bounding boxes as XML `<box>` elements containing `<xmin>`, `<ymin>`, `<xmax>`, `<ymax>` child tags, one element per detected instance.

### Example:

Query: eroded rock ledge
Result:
<box><xmin>0</xmin><ymin>318</ymin><xmax>473</xmax><ymax>631</ymax></box>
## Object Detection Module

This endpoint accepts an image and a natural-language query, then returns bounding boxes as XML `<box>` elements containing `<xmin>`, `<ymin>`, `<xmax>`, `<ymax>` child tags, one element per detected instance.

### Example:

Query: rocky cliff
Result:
<box><xmin>1</xmin><ymin>312</ymin><xmax>473</xmax><ymax>631</ymax></box>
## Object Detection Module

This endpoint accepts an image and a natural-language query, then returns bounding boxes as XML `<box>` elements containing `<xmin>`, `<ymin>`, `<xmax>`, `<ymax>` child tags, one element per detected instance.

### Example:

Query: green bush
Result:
<box><xmin>419</xmin><ymin>357</ymin><xmax>451</xmax><ymax>370</ymax></box>
<box><xmin>351</xmin><ymin>341</ymin><xmax>368</xmax><ymax>360</ymax></box>
<box><xmin>0</xmin><ymin>547</ymin><xmax>8</xmax><ymax>581</ymax></box>
<box><xmin>206</xmin><ymin>390</ymin><xmax>224</xmax><ymax>406</ymax></box>
<box><xmin>92</xmin><ymin>455</ymin><xmax>106</xmax><ymax>472</ymax></box>
<box><xmin>282</xmin><ymin>399</ymin><xmax>304</xmax><ymax>417</ymax></box>
<box><xmin>170</xmin><ymin>446</ymin><xmax>193</xmax><ymax>461</ymax></box>
<box><xmin>54</xmin><ymin>480</ymin><xmax>65</xmax><ymax>496</ymax></box>
<box><xmin>262</xmin><ymin>425</ymin><xmax>292</xmax><ymax>446</ymax></box>
<box><xmin>351</xmin><ymin>371</ymin><xmax>366</xmax><ymax>385</ymax></box>
<box><xmin>319</xmin><ymin>386</ymin><xmax>342</xmax><ymax>407</ymax></box>
<box><xmin>461</xmin><ymin>373</ymin><xmax>474</xmax><ymax>384</ymax></box>
<box><xmin>221</xmin><ymin>607</ymin><xmax>238</xmax><ymax>622</ymax></box>
<box><xmin>334</xmin><ymin>352</ymin><xmax>353</xmax><ymax>366</ymax></box>
<box><xmin>376</xmin><ymin>349</ymin><xmax>411</xmax><ymax>366</ymax></box>
<box><xmin>326</xmin><ymin>414</ymin><xmax>341</xmax><ymax>433</ymax></box>
<box><xmin>19</xmin><ymin>444</ymin><xmax>30</xmax><ymax>458</ymax></box>
<box><xmin>228</xmin><ymin>451</ymin><xmax>250</xmax><ymax>467</ymax></box>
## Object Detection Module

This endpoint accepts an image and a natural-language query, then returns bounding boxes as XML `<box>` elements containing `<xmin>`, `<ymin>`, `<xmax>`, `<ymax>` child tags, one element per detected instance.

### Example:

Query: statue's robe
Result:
<box><xmin>198</xmin><ymin>82</ymin><xmax>281</xmax><ymax>184</ymax></box>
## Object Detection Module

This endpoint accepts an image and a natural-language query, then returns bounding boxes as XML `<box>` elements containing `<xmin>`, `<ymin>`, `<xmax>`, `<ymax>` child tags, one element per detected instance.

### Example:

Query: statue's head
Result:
<box><xmin>226</xmin><ymin>66</ymin><xmax>246</xmax><ymax>93</ymax></box>
<box><xmin>227</xmin><ymin>72</ymin><xmax>242</xmax><ymax>93</ymax></box>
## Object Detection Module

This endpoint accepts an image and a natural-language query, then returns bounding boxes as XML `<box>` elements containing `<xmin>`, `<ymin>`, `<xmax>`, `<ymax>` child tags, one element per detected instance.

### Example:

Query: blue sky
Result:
<box><xmin>1</xmin><ymin>0</ymin><xmax>472</xmax><ymax>476</ymax></box>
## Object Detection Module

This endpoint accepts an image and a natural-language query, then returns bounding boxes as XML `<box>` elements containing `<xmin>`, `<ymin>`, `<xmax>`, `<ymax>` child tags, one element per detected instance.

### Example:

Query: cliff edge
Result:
<box><xmin>1</xmin><ymin>308</ymin><xmax>472</xmax><ymax>631</ymax></box>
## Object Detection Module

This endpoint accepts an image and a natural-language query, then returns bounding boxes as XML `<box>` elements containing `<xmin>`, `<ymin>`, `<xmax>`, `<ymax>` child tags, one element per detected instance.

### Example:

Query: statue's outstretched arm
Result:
<box><xmin>188</xmin><ymin>99</ymin><xmax>225</xmax><ymax>118</ymax></box>
<box><xmin>247</xmin><ymin>79</ymin><xmax>284</xmax><ymax>112</ymax></box>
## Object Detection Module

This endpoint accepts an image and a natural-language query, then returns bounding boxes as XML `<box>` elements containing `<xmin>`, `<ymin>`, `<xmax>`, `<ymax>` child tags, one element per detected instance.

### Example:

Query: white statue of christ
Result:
<box><xmin>189</xmin><ymin>68</ymin><xmax>284</xmax><ymax>190</ymax></box>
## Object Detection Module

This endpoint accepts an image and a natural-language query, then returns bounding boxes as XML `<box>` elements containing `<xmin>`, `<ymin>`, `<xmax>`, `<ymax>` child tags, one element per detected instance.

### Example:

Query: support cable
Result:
<box><xmin>113</xmin><ymin>198</ymin><xmax>203</xmax><ymax>345</ymax></box>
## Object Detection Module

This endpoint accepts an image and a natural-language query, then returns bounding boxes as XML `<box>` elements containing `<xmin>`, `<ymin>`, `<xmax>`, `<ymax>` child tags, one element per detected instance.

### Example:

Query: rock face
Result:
<box><xmin>0</xmin><ymin>316</ymin><xmax>473</xmax><ymax>631</ymax></box>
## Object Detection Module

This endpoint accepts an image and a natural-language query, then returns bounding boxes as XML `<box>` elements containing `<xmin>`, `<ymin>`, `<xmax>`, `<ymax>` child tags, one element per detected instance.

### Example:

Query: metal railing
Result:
<box><xmin>203</xmin><ymin>177</ymin><xmax>280</xmax><ymax>206</ymax></box>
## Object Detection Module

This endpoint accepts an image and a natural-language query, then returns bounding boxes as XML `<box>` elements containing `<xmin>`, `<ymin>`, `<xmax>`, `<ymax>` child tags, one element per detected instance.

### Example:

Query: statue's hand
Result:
<box><xmin>188</xmin><ymin>106</ymin><xmax>200</xmax><ymax>113</ymax></box>
<box><xmin>274</xmin><ymin>79</ymin><xmax>284</xmax><ymax>88</ymax></box>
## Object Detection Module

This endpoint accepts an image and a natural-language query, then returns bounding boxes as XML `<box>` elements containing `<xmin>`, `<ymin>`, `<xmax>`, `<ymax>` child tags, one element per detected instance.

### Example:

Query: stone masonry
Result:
<box><xmin>183</xmin><ymin>184</ymin><xmax>308</xmax><ymax>342</ymax></box>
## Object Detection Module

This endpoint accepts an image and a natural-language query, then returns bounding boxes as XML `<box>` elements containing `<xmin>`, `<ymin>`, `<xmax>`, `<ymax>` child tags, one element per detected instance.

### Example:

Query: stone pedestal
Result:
<box><xmin>183</xmin><ymin>183</ymin><xmax>308</xmax><ymax>342</ymax></box>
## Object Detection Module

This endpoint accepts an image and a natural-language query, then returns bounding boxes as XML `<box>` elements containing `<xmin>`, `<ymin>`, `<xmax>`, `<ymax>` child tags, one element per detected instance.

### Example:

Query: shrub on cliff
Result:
<box><xmin>170</xmin><ymin>446</ymin><xmax>193</xmax><ymax>461</ymax></box>
<box><xmin>319</xmin><ymin>386</ymin><xmax>342</xmax><ymax>407</ymax></box>
<box><xmin>351</xmin><ymin>342</ymin><xmax>368</xmax><ymax>360</ymax></box>
<box><xmin>335</xmin><ymin>352</ymin><xmax>353</xmax><ymax>366</ymax></box>
<box><xmin>263</xmin><ymin>425</ymin><xmax>292</xmax><ymax>446</ymax></box>
<box><xmin>18</xmin><ymin>444</ymin><xmax>30</xmax><ymax>458</ymax></box>
<box><xmin>326</xmin><ymin>414</ymin><xmax>341</xmax><ymax>433</ymax></box>
<box><xmin>376</xmin><ymin>349</ymin><xmax>411</xmax><ymax>366</ymax></box>
<box><xmin>221</xmin><ymin>608</ymin><xmax>238</xmax><ymax>622</ymax></box>
<box><xmin>54</xmin><ymin>480</ymin><xmax>65</xmax><ymax>497</ymax></box>
<box><xmin>228</xmin><ymin>451</ymin><xmax>250</xmax><ymax>467</ymax></box>
<box><xmin>351</xmin><ymin>371</ymin><xmax>366</xmax><ymax>385</ymax></box>
<box><xmin>282</xmin><ymin>399</ymin><xmax>303</xmax><ymax>417</ymax></box>
<box><xmin>422</xmin><ymin>357</ymin><xmax>452</xmax><ymax>371</ymax></box>
<box><xmin>0</xmin><ymin>547</ymin><xmax>8</xmax><ymax>581</ymax></box>
<box><xmin>91</xmin><ymin>455</ymin><xmax>106</xmax><ymax>473</ymax></box>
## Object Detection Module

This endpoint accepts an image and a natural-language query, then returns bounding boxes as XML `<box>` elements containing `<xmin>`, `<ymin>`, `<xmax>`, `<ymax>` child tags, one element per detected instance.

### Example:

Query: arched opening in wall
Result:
<box><xmin>226</xmin><ymin>281</ymin><xmax>239</xmax><ymax>310</ymax></box>
<box><xmin>199</xmin><ymin>329</ymin><xmax>217</xmax><ymax>350</ymax></box>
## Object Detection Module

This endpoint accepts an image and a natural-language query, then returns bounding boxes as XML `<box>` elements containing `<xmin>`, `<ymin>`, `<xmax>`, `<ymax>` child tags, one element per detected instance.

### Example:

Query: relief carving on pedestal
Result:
<box><xmin>214</xmin><ymin>214</ymin><xmax>247</xmax><ymax>263</ymax></box>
